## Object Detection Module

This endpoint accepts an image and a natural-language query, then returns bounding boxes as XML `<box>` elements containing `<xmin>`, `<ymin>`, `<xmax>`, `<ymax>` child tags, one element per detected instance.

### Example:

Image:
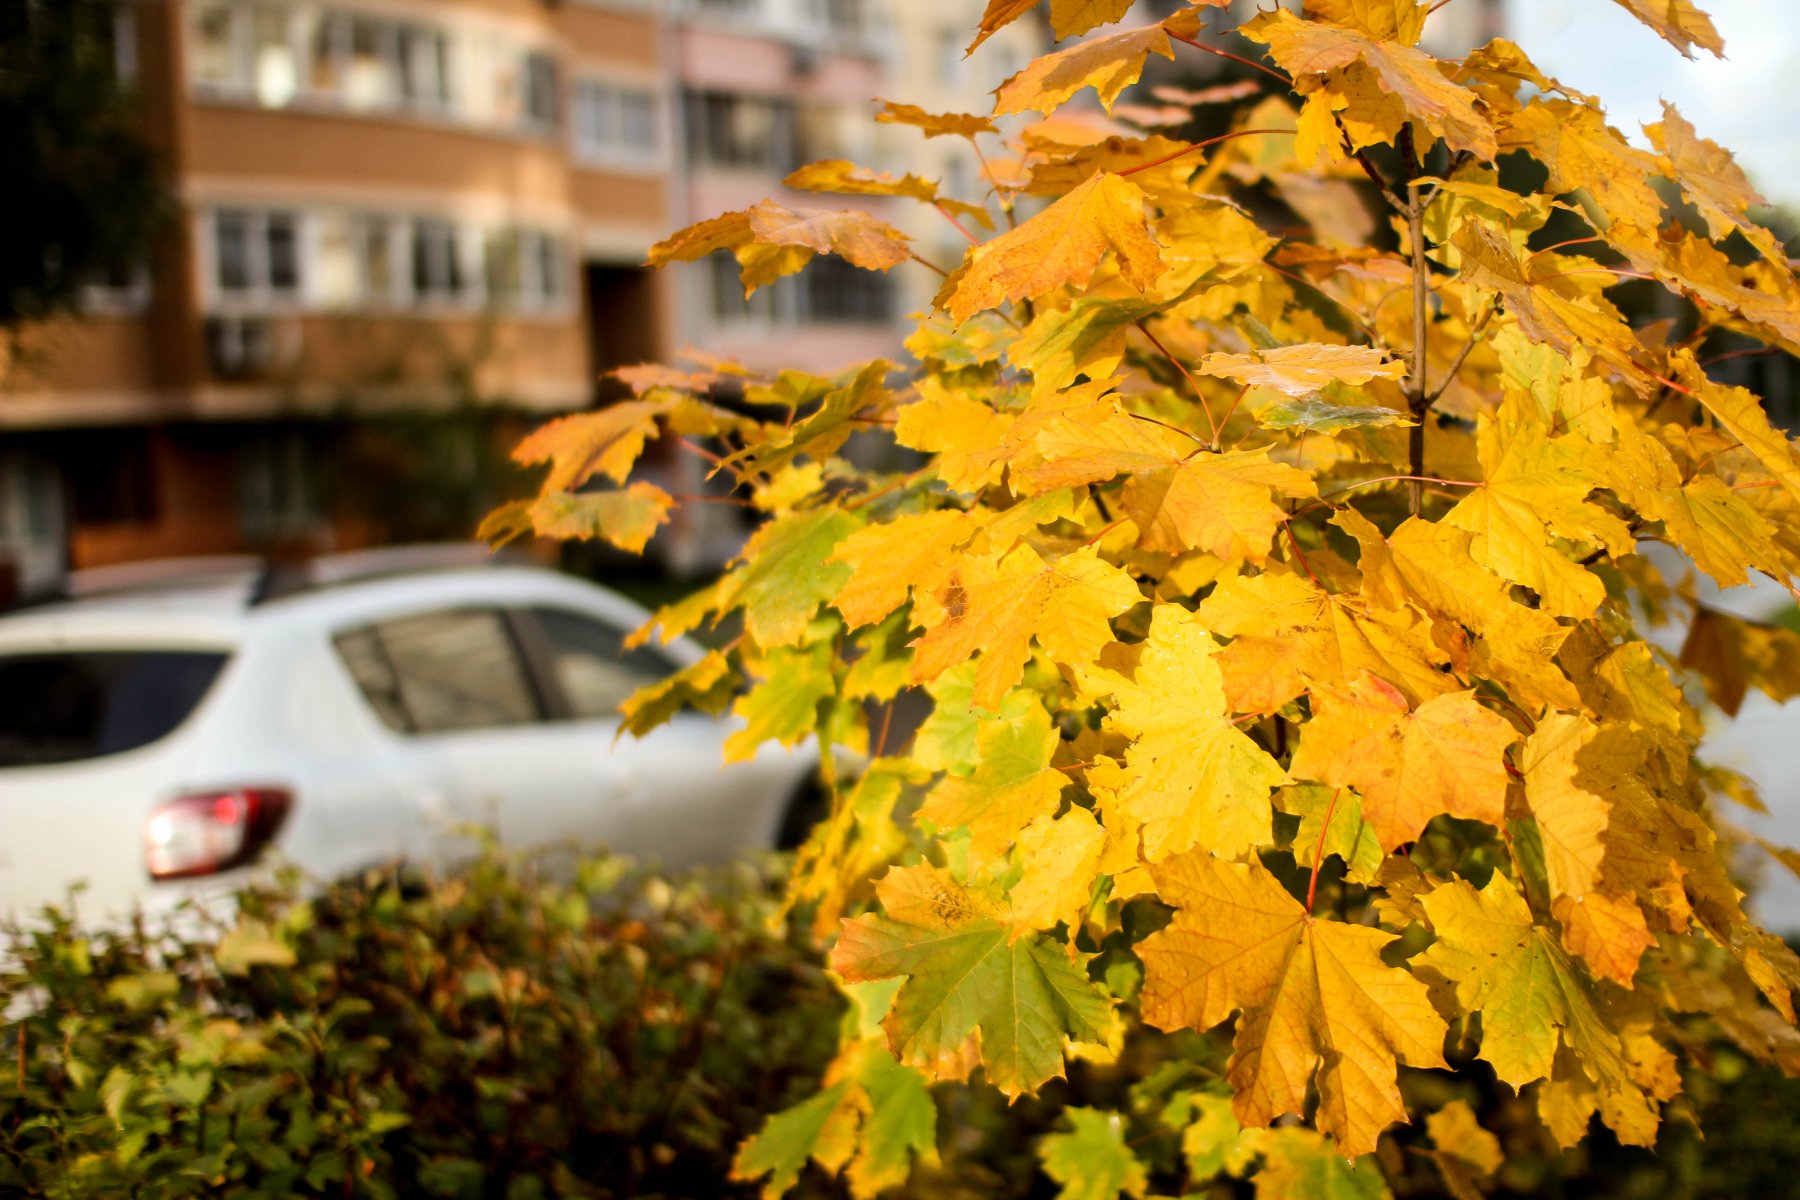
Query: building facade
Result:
<box><xmin>6</xmin><ymin>0</ymin><xmax>983</xmax><ymax>598</ymax></box>
<box><xmin>2</xmin><ymin>0</ymin><xmax>681</xmax><ymax>598</ymax></box>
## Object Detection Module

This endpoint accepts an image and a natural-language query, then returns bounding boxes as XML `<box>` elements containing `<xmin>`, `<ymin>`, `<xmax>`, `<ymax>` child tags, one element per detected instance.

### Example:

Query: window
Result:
<box><xmin>802</xmin><ymin>256</ymin><xmax>895</xmax><ymax>323</ymax></box>
<box><xmin>212</xmin><ymin>209</ymin><xmax>302</xmax><ymax>304</ymax></box>
<box><xmin>685</xmin><ymin>91</ymin><xmax>794</xmax><ymax>170</ymax></box>
<box><xmin>0</xmin><ymin>651</ymin><xmax>231</xmax><ymax>768</ymax></box>
<box><xmin>528</xmin><ymin>608</ymin><xmax>674</xmax><ymax>720</ymax></box>
<box><xmin>484</xmin><ymin>230</ymin><xmax>566</xmax><ymax>311</ymax></box>
<box><xmin>410</xmin><ymin>217</ymin><xmax>464</xmax><ymax>303</ymax></box>
<box><xmin>335</xmin><ymin>610</ymin><xmax>541</xmax><ymax>734</ymax></box>
<box><xmin>523</xmin><ymin>52</ymin><xmax>559</xmax><ymax>130</ymax></box>
<box><xmin>192</xmin><ymin>3</ymin><xmax>455</xmax><ymax>116</ymax></box>
<box><xmin>400</xmin><ymin>26</ymin><xmax>452</xmax><ymax>110</ymax></box>
<box><xmin>711</xmin><ymin>253</ymin><xmax>893</xmax><ymax>326</ymax></box>
<box><xmin>573</xmin><ymin>80</ymin><xmax>661</xmax><ymax>166</ymax></box>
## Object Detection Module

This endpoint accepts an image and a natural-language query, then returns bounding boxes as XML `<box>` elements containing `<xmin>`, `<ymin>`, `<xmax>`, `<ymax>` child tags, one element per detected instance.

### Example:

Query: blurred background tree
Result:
<box><xmin>0</xmin><ymin>0</ymin><xmax>168</xmax><ymax>326</ymax></box>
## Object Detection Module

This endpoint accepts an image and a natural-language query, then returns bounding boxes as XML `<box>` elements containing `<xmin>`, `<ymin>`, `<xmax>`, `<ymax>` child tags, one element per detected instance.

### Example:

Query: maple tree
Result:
<box><xmin>490</xmin><ymin>0</ymin><xmax>1800</xmax><ymax>1193</ymax></box>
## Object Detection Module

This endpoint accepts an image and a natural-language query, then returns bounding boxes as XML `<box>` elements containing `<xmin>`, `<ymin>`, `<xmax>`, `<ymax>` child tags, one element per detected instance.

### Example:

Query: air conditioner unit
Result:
<box><xmin>205</xmin><ymin>316</ymin><xmax>301</xmax><ymax>381</ymax></box>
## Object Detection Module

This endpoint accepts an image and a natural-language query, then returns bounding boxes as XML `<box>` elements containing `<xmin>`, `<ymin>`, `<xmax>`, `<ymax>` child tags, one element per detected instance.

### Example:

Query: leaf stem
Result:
<box><xmin>678</xmin><ymin>436</ymin><xmax>723</xmax><ymax>465</ymax></box>
<box><xmin>1118</xmin><ymin>128</ymin><xmax>1297</xmax><ymax>178</ymax></box>
<box><xmin>1135</xmin><ymin>320</ymin><xmax>1222</xmax><ymax>446</ymax></box>
<box><xmin>1426</xmin><ymin>302</ymin><xmax>1498</xmax><ymax>404</ymax></box>
<box><xmin>1307</xmin><ymin>787</ymin><xmax>1343</xmax><ymax>913</ymax></box>
<box><xmin>1401</xmin><ymin>123</ymin><xmax>1431</xmax><ymax>515</ymax></box>
<box><xmin>909</xmin><ymin>252</ymin><xmax>951</xmax><ymax>277</ymax></box>
<box><xmin>934</xmin><ymin>202</ymin><xmax>981</xmax><ymax>246</ymax></box>
<box><xmin>1168</xmin><ymin>32</ymin><xmax>1291</xmax><ymax>86</ymax></box>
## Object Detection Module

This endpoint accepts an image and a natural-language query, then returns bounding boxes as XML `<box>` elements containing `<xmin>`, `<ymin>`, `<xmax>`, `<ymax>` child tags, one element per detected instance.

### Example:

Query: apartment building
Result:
<box><xmin>0</xmin><ymin>0</ymin><xmax>675</xmax><ymax>599</ymax></box>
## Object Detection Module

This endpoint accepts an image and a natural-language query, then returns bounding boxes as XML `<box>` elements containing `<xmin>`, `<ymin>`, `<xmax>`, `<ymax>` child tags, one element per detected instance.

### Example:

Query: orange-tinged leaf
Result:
<box><xmin>1091</xmin><ymin>604</ymin><xmax>1286</xmax><ymax>861</ymax></box>
<box><xmin>478</xmin><ymin>484</ymin><xmax>674</xmax><ymax>555</ymax></box>
<box><xmin>1608</xmin><ymin>0</ymin><xmax>1724</xmax><ymax>58</ymax></box>
<box><xmin>1195</xmin><ymin>344</ymin><xmax>1407</xmax><ymax>397</ymax></box>
<box><xmin>1556</xmin><ymin>892</ymin><xmax>1655</xmax><ymax>988</ymax></box>
<box><xmin>1289</xmin><ymin>676</ymin><xmax>1516</xmax><ymax>852</ymax></box>
<box><xmin>830</xmin><ymin>866</ymin><xmax>1116</xmax><ymax>1096</ymax></box>
<box><xmin>830</xmin><ymin>510</ymin><xmax>973</xmax><ymax>628</ymax></box>
<box><xmin>993</xmin><ymin>10</ymin><xmax>1202</xmax><ymax>117</ymax></box>
<box><xmin>1519</xmin><ymin>713</ymin><xmax>1612</xmax><ymax>903</ymax></box>
<box><xmin>969</xmin><ymin>0</ymin><xmax>1228</xmax><ymax>55</ymax></box>
<box><xmin>1645</xmin><ymin>102</ymin><xmax>1783</xmax><ymax>264</ymax></box>
<box><xmin>942</xmin><ymin>173</ymin><xmax>1166</xmax><ymax>322</ymax></box>
<box><xmin>747</xmin><ymin>201</ymin><xmax>912</xmax><ymax>271</ymax></box>
<box><xmin>512</xmin><ymin>399</ymin><xmax>663</xmax><ymax>492</ymax></box>
<box><xmin>894</xmin><ymin>380</ymin><xmax>1016</xmax><ymax>494</ymax></box>
<box><xmin>873</xmin><ymin>100</ymin><xmax>996</xmax><ymax>139</ymax></box>
<box><xmin>1121</xmin><ymin>449</ymin><xmax>1316</xmax><ymax>563</ymax></box>
<box><xmin>1498</xmin><ymin>99</ymin><xmax>1666</xmax><ymax>233</ymax></box>
<box><xmin>1672</xmin><ymin>351</ymin><xmax>1800</xmax><ymax>507</ymax></box>
<box><xmin>784</xmin><ymin>159</ymin><xmax>938</xmax><ymax>203</ymax></box>
<box><xmin>646</xmin><ymin>210</ymin><xmax>753</xmax><ymax>267</ymax></box>
<box><xmin>1308</xmin><ymin>0</ymin><xmax>1428</xmax><ymax>42</ymax></box>
<box><xmin>910</xmin><ymin>543</ymin><xmax>1142</xmax><ymax>711</ymax></box>
<box><xmin>1200</xmin><ymin>571</ymin><xmax>1452</xmax><ymax>714</ymax></box>
<box><xmin>1679</xmin><ymin>606</ymin><xmax>1800</xmax><ymax>716</ymax></box>
<box><xmin>1140</xmin><ymin>851</ymin><xmax>1448</xmax><ymax>1157</ymax></box>
<box><xmin>1453</xmin><ymin>221</ymin><xmax>1651</xmax><ymax>395</ymax></box>
<box><xmin>1241</xmin><ymin>8</ymin><xmax>1495</xmax><ymax>159</ymax></box>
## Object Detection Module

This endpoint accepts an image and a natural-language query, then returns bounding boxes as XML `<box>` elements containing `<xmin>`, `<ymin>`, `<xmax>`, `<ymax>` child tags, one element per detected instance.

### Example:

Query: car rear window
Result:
<box><xmin>0</xmin><ymin>650</ymin><xmax>231</xmax><ymax>768</ymax></box>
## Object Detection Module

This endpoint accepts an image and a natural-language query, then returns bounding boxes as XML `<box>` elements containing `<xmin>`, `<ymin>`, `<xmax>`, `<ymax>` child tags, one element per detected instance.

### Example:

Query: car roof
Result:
<box><xmin>0</xmin><ymin>559</ymin><xmax>684</xmax><ymax>660</ymax></box>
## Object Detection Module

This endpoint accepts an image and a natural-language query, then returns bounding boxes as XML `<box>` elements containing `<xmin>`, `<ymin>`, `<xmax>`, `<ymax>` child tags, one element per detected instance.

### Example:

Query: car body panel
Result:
<box><xmin>0</xmin><ymin>562</ymin><xmax>818</xmax><ymax>924</ymax></box>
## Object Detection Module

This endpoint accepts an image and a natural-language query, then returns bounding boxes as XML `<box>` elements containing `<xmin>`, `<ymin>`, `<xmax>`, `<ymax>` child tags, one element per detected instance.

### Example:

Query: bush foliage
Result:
<box><xmin>0</xmin><ymin>852</ymin><xmax>841</xmax><ymax>1198</ymax></box>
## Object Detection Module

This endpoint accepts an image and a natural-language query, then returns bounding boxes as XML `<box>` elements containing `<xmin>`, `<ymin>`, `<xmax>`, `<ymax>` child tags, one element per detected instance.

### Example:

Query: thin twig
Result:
<box><xmin>1135</xmin><ymin>320</ymin><xmax>1222</xmax><ymax>446</ymax></box>
<box><xmin>1426</xmin><ymin>302</ymin><xmax>1498</xmax><ymax>404</ymax></box>
<box><xmin>1307</xmin><ymin>788</ymin><xmax>1343</xmax><ymax>912</ymax></box>
<box><xmin>1318</xmin><ymin>474</ymin><xmax>1482</xmax><ymax>500</ymax></box>
<box><xmin>678</xmin><ymin>437</ymin><xmax>723</xmax><ymax>465</ymax></box>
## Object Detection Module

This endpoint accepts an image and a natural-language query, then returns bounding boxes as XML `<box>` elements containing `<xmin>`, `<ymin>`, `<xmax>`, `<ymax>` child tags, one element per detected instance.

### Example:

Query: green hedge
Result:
<box><xmin>9</xmin><ymin>850</ymin><xmax>1800</xmax><ymax>1199</ymax></box>
<box><xmin>0</xmin><ymin>851</ymin><xmax>841</xmax><ymax>1199</ymax></box>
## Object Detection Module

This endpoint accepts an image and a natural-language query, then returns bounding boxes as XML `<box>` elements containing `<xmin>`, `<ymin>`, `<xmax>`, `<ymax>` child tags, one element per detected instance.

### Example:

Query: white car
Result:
<box><xmin>0</xmin><ymin>548</ymin><xmax>822</xmax><ymax>924</ymax></box>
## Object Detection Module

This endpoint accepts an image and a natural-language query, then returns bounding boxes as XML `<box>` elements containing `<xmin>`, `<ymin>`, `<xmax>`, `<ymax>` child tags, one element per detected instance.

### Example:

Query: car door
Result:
<box><xmin>332</xmin><ymin>605</ymin><xmax>631</xmax><ymax>862</ymax></box>
<box><xmin>516</xmin><ymin>604</ymin><xmax>782</xmax><ymax>867</ymax></box>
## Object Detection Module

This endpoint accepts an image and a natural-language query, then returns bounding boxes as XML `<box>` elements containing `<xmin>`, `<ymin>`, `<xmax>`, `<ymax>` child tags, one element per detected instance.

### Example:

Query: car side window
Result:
<box><xmin>334</xmin><ymin>608</ymin><xmax>541</xmax><ymax>734</ymax></box>
<box><xmin>529</xmin><ymin>606</ymin><xmax>674</xmax><ymax>720</ymax></box>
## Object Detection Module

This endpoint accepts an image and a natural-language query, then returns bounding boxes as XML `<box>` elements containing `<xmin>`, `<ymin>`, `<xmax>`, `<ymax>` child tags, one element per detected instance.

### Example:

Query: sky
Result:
<box><xmin>1509</xmin><ymin>0</ymin><xmax>1800</xmax><ymax>209</ymax></box>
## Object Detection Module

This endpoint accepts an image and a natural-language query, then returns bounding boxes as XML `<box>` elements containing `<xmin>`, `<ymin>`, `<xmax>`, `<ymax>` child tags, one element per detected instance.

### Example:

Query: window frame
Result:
<box><xmin>331</xmin><ymin>606</ymin><xmax>553</xmax><ymax>737</ymax></box>
<box><xmin>507</xmin><ymin>604</ymin><xmax>683</xmax><ymax>724</ymax></box>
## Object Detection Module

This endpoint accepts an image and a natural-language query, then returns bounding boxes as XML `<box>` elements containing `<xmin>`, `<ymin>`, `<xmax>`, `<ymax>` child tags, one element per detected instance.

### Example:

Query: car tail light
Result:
<box><xmin>144</xmin><ymin>787</ymin><xmax>293</xmax><ymax>881</ymax></box>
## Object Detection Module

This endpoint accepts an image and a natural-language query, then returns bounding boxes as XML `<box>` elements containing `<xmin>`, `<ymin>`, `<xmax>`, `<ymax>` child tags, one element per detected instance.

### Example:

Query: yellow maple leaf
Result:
<box><xmin>830</xmin><ymin>510</ymin><xmax>974</xmax><ymax>629</ymax></box>
<box><xmin>1451</xmin><ymin>220</ymin><xmax>1651</xmax><ymax>394</ymax></box>
<box><xmin>1415</xmin><ymin>872</ymin><xmax>1655</xmax><ymax>1133</ymax></box>
<box><xmin>942</xmin><ymin>173</ymin><xmax>1166</xmax><ymax>323</ymax></box>
<box><xmin>1241</xmin><ymin>8</ymin><xmax>1496</xmax><ymax>159</ymax></box>
<box><xmin>1289</xmin><ymin>675</ymin><xmax>1517</xmax><ymax>851</ymax></box>
<box><xmin>1200</xmin><ymin>570</ymin><xmax>1452</xmax><ymax>714</ymax></box>
<box><xmin>917</xmin><ymin>701</ymin><xmax>1069</xmax><ymax>863</ymax></box>
<box><xmin>893</xmin><ymin>379</ymin><xmax>1017</xmax><ymax>494</ymax></box>
<box><xmin>1443</xmin><ymin>394</ymin><xmax>1635</xmax><ymax>618</ymax></box>
<box><xmin>993</xmin><ymin>9</ymin><xmax>1204</xmax><ymax>117</ymax></box>
<box><xmin>1498</xmin><ymin>99</ymin><xmax>1666</xmax><ymax>233</ymax></box>
<box><xmin>1122</xmin><ymin>449</ymin><xmax>1317</xmax><ymax>563</ymax></box>
<box><xmin>1672</xmin><ymin>351</ymin><xmax>1800</xmax><ymax>508</ymax></box>
<box><xmin>1090</xmin><ymin>604</ymin><xmax>1286</xmax><ymax>861</ymax></box>
<box><xmin>910</xmin><ymin>543</ymin><xmax>1142</xmax><ymax>710</ymax></box>
<box><xmin>1139</xmin><ymin>851</ymin><xmax>1448</xmax><ymax>1157</ymax></box>
<box><xmin>873</xmin><ymin>100</ymin><xmax>997</xmax><ymax>139</ymax></box>
<box><xmin>1007</xmin><ymin>808</ymin><xmax>1108</xmax><ymax>933</ymax></box>
<box><xmin>511</xmin><ymin>399</ymin><xmax>664</xmax><ymax>493</ymax></box>
<box><xmin>1645</xmin><ymin>102</ymin><xmax>1783</xmax><ymax>265</ymax></box>
<box><xmin>747</xmin><ymin>201</ymin><xmax>912</xmax><ymax>271</ymax></box>
<box><xmin>1518</xmin><ymin>712</ymin><xmax>1612</xmax><ymax>903</ymax></box>
<box><xmin>1608</xmin><ymin>0</ymin><xmax>1724</xmax><ymax>59</ymax></box>
<box><xmin>1194</xmin><ymin>344</ymin><xmax>1406</xmax><ymax>397</ymax></box>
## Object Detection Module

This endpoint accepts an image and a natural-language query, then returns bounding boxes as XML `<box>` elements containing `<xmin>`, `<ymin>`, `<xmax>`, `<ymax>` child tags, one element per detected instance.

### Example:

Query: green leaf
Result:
<box><xmin>215</xmin><ymin>918</ymin><xmax>297</xmax><ymax>975</ymax></box>
<box><xmin>847</xmin><ymin>1045</ymin><xmax>939</xmax><ymax>1196</ymax></box>
<box><xmin>1256</xmin><ymin>395</ymin><xmax>1415</xmax><ymax>433</ymax></box>
<box><xmin>620</xmin><ymin>650</ymin><xmax>740</xmax><ymax>738</ymax></box>
<box><xmin>726</xmin><ymin>506</ymin><xmax>865</xmax><ymax>647</ymax></box>
<box><xmin>1238</xmin><ymin>1127</ymin><xmax>1392</xmax><ymax>1199</ymax></box>
<box><xmin>725</xmin><ymin>642</ymin><xmax>836</xmax><ymax>762</ymax></box>
<box><xmin>732</xmin><ymin>1081</ymin><xmax>853</xmax><ymax>1198</ymax></box>
<box><xmin>1039</xmin><ymin>1108</ymin><xmax>1148</xmax><ymax>1200</ymax></box>
<box><xmin>831</xmin><ymin>866</ymin><xmax>1117</xmax><ymax>1097</ymax></box>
